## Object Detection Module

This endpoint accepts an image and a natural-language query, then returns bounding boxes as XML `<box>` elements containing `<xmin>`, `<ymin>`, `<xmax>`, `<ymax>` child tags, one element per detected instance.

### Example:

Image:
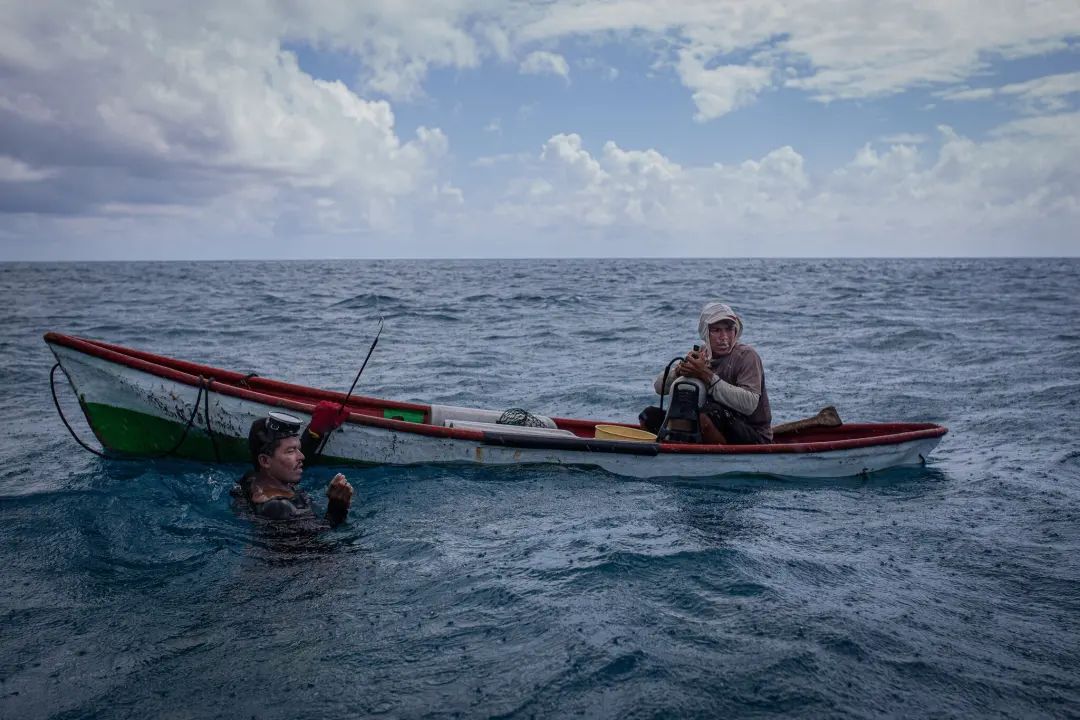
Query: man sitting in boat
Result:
<box><xmin>641</xmin><ymin>301</ymin><xmax>773</xmax><ymax>445</ymax></box>
<box><xmin>233</xmin><ymin>404</ymin><xmax>354</xmax><ymax>526</ymax></box>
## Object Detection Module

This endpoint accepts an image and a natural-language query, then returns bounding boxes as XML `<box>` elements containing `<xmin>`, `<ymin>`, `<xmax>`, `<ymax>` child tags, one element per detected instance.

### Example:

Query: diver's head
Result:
<box><xmin>248</xmin><ymin>411</ymin><xmax>305</xmax><ymax>483</ymax></box>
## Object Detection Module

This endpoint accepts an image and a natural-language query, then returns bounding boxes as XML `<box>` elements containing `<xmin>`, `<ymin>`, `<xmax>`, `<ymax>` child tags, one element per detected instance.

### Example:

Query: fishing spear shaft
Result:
<box><xmin>339</xmin><ymin>319</ymin><xmax>383</xmax><ymax>411</ymax></box>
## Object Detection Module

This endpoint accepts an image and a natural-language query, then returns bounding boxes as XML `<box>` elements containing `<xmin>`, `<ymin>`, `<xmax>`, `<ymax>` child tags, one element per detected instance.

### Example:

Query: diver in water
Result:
<box><xmin>233</xmin><ymin>403</ymin><xmax>354</xmax><ymax>526</ymax></box>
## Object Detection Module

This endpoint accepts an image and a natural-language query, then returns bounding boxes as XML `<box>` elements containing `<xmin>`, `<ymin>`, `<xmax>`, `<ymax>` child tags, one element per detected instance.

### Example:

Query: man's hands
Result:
<box><xmin>326</xmin><ymin>473</ymin><xmax>353</xmax><ymax>507</ymax></box>
<box><xmin>675</xmin><ymin>347</ymin><xmax>714</xmax><ymax>383</ymax></box>
<box><xmin>310</xmin><ymin>400</ymin><xmax>350</xmax><ymax>436</ymax></box>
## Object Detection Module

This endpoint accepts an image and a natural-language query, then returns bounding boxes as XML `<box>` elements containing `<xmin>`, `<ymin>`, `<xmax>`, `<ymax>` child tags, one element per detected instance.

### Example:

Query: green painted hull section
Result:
<box><xmin>80</xmin><ymin>401</ymin><xmax>368</xmax><ymax>467</ymax></box>
<box><xmin>83</xmin><ymin>402</ymin><xmax>248</xmax><ymax>462</ymax></box>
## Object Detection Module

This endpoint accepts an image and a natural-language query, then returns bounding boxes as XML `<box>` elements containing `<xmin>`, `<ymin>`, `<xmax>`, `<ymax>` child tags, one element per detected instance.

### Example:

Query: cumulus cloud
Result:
<box><xmin>0</xmin><ymin>1</ymin><xmax>456</xmax><ymax>251</ymax></box>
<box><xmin>520</xmin><ymin>51</ymin><xmax>571</xmax><ymax>79</ymax></box>
<box><xmin>466</xmin><ymin>121</ymin><xmax>1078</xmax><ymax>256</ymax></box>
<box><xmin>267</xmin><ymin>3</ymin><xmax>487</xmax><ymax>100</ymax></box>
<box><xmin>676</xmin><ymin>52</ymin><xmax>773</xmax><ymax>120</ymax></box>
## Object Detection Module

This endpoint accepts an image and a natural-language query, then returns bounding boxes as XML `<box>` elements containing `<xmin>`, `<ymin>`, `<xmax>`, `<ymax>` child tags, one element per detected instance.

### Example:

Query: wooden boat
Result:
<box><xmin>45</xmin><ymin>333</ymin><xmax>947</xmax><ymax>479</ymax></box>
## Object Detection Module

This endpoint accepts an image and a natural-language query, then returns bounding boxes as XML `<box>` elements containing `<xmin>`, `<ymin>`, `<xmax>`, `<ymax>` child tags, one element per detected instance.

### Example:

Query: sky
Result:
<box><xmin>0</xmin><ymin>1</ymin><xmax>1078</xmax><ymax>260</ymax></box>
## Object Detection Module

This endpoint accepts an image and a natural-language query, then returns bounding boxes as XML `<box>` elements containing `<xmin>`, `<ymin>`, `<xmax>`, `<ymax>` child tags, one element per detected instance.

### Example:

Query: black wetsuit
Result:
<box><xmin>246</xmin><ymin>485</ymin><xmax>349</xmax><ymax>527</ymax></box>
<box><xmin>232</xmin><ymin>425</ymin><xmax>349</xmax><ymax>528</ymax></box>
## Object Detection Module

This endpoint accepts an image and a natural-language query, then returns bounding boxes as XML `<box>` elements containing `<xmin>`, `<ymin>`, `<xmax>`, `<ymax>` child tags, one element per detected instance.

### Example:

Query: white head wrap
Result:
<box><xmin>698</xmin><ymin>302</ymin><xmax>743</xmax><ymax>352</ymax></box>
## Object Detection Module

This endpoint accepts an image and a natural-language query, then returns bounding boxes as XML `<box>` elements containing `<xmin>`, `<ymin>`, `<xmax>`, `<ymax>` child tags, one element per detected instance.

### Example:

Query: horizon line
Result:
<box><xmin>3</xmin><ymin>255</ymin><xmax>1079</xmax><ymax>263</ymax></box>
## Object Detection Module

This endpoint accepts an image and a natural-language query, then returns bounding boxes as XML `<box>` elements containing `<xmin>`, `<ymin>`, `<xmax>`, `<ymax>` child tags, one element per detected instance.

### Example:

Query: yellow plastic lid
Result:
<box><xmin>594</xmin><ymin>424</ymin><xmax>657</xmax><ymax>442</ymax></box>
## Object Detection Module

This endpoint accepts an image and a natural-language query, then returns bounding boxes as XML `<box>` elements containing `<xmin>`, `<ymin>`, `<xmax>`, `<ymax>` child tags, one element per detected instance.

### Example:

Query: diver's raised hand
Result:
<box><xmin>326</xmin><ymin>473</ymin><xmax>353</xmax><ymax>507</ymax></box>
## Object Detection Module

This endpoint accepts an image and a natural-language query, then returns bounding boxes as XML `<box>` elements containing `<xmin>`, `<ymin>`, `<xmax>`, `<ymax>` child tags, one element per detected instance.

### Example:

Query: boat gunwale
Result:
<box><xmin>44</xmin><ymin>332</ymin><xmax>948</xmax><ymax>457</ymax></box>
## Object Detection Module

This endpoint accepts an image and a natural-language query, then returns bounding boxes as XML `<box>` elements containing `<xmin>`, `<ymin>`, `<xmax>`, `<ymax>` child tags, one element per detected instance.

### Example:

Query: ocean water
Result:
<box><xmin>1</xmin><ymin>258</ymin><xmax>1078</xmax><ymax>719</ymax></box>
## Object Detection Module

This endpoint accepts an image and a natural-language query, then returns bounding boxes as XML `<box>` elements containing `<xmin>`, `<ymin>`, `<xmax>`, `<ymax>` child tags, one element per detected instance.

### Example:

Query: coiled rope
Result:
<box><xmin>50</xmin><ymin>362</ymin><xmax>217</xmax><ymax>461</ymax></box>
